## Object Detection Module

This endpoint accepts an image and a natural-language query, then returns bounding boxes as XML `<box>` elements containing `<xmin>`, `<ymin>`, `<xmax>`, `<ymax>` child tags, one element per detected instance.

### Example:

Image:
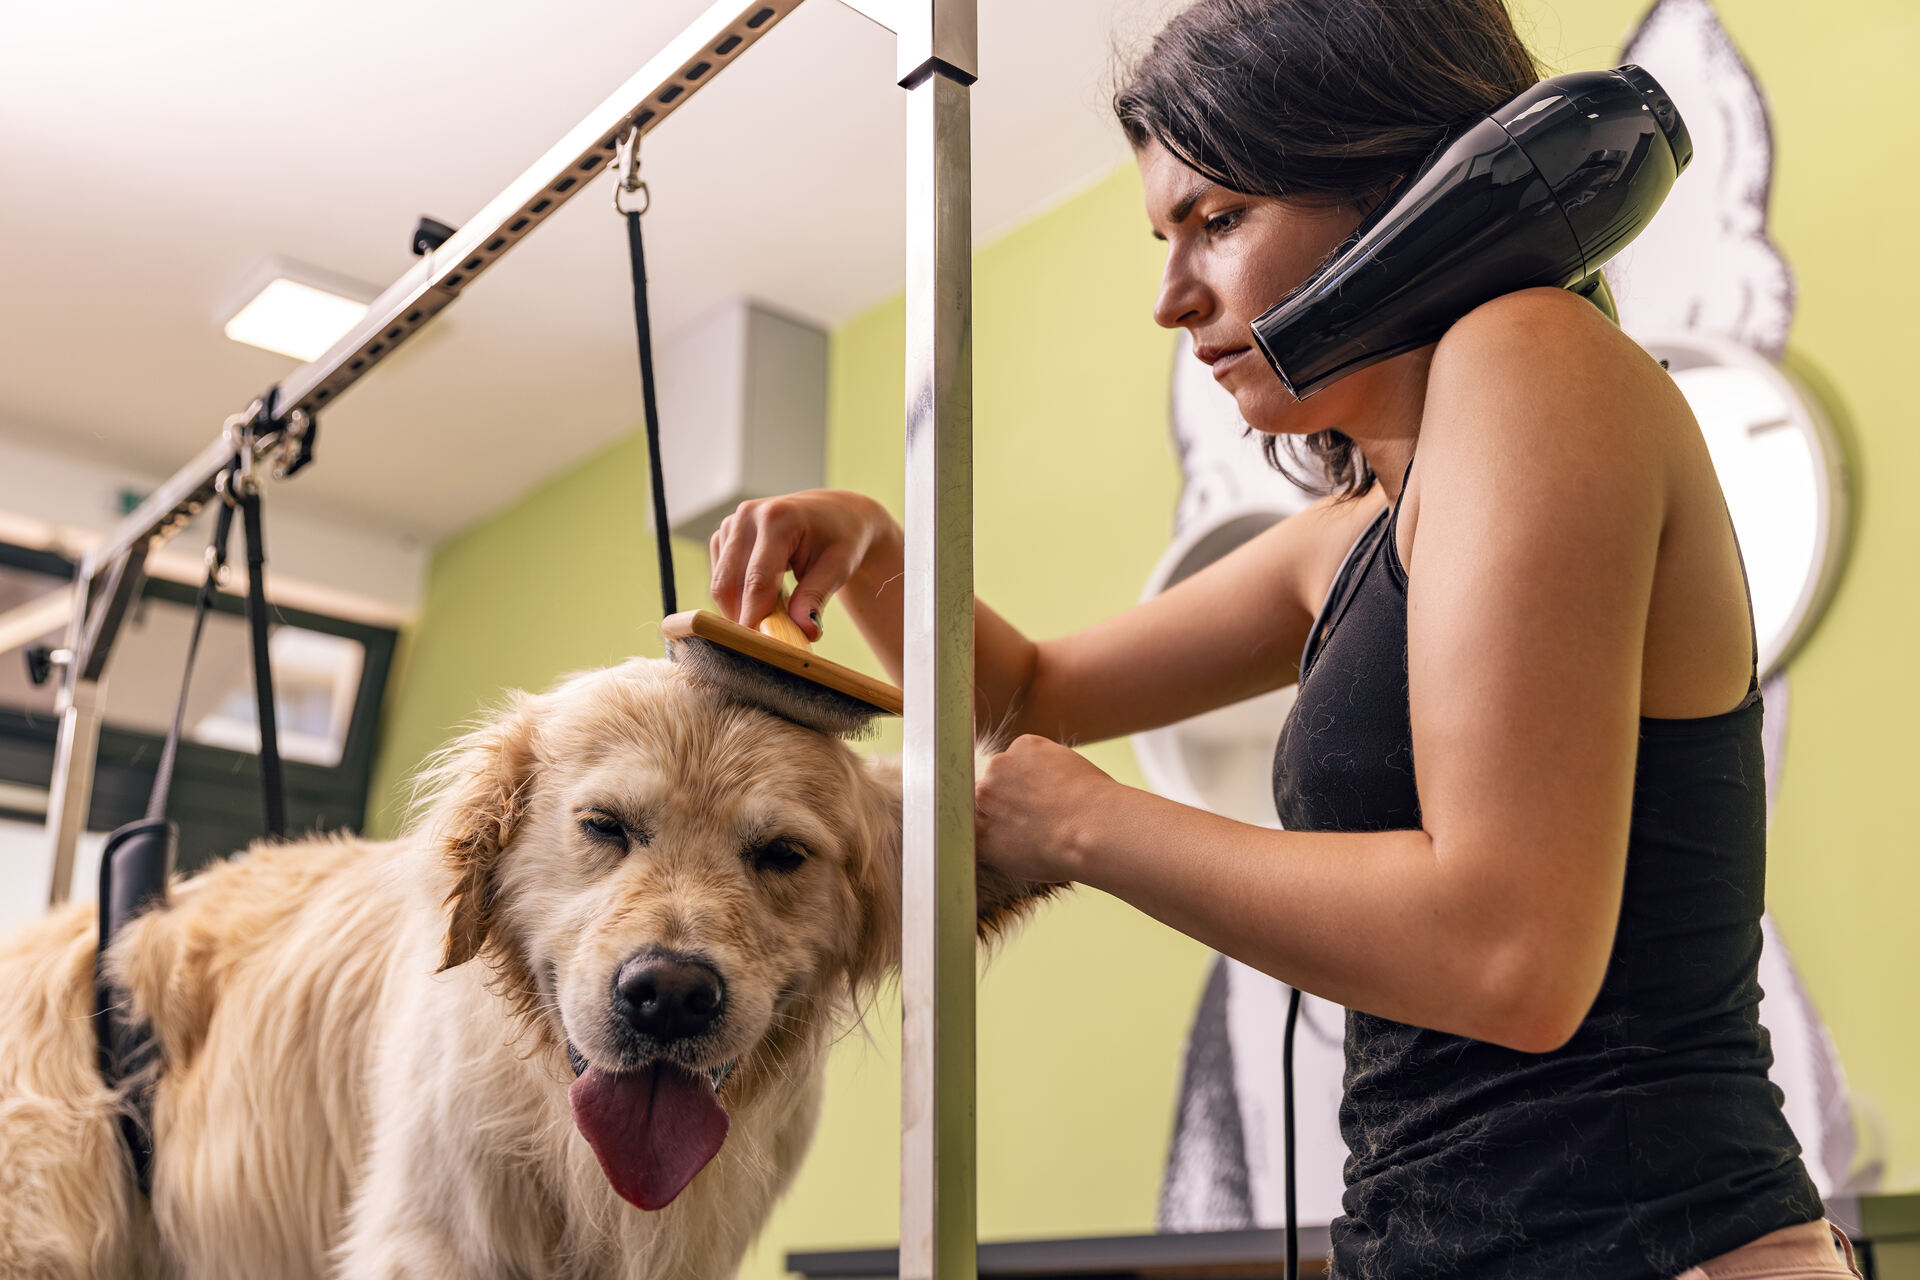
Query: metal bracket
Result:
<box><xmin>411</xmin><ymin>215</ymin><xmax>458</xmax><ymax>256</ymax></box>
<box><xmin>274</xmin><ymin>408</ymin><xmax>319</xmax><ymax>480</ymax></box>
<box><xmin>895</xmin><ymin>0</ymin><xmax>976</xmax><ymax>86</ymax></box>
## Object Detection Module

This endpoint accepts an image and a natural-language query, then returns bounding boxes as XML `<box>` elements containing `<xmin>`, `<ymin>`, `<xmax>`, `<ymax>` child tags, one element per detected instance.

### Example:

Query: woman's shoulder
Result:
<box><xmin>1423</xmin><ymin>286</ymin><xmax>1694</xmax><ymax>470</ymax></box>
<box><xmin>1433</xmin><ymin>287</ymin><xmax>1677</xmax><ymax>408</ymax></box>
<box><xmin>1400</xmin><ymin>286</ymin><xmax>1698</xmax><ymax>577</ymax></box>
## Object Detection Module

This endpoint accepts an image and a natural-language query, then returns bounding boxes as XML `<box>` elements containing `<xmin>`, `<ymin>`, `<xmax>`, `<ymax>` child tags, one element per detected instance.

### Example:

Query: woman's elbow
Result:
<box><xmin>1472</xmin><ymin>938</ymin><xmax>1608</xmax><ymax>1054</ymax></box>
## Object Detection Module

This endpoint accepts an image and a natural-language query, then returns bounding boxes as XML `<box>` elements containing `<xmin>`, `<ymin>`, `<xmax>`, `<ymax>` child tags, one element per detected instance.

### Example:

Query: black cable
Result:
<box><xmin>1283</xmin><ymin>984</ymin><xmax>1301</xmax><ymax>1280</ymax></box>
<box><xmin>625</xmin><ymin>206</ymin><xmax>676</xmax><ymax>617</ymax></box>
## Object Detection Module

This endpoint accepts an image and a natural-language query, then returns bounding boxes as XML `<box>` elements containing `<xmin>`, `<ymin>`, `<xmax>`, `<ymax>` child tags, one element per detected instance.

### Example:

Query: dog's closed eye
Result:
<box><xmin>576</xmin><ymin>810</ymin><xmax>648</xmax><ymax>850</ymax></box>
<box><xmin>748</xmin><ymin>839</ymin><xmax>807</xmax><ymax>875</ymax></box>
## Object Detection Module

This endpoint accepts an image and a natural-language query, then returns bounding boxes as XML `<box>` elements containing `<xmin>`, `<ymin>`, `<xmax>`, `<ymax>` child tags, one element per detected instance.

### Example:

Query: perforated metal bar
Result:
<box><xmin>278</xmin><ymin>0</ymin><xmax>804</xmax><ymax>423</ymax></box>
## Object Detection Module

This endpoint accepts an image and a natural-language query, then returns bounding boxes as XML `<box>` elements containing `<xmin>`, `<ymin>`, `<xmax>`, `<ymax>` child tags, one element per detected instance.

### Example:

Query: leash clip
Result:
<box><xmin>612</xmin><ymin>125</ymin><xmax>649</xmax><ymax>215</ymax></box>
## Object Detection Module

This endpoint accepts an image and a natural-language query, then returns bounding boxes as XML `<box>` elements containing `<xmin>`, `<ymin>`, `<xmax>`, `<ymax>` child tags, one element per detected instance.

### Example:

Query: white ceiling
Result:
<box><xmin>0</xmin><ymin>0</ymin><xmax>1177</xmax><ymax>542</ymax></box>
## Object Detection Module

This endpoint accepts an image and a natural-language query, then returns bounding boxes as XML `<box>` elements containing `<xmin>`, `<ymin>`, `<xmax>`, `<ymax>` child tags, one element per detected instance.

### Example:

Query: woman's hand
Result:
<box><xmin>708</xmin><ymin>490</ymin><xmax>898</xmax><ymax>643</ymax></box>
<box><xmin>975</xmin><ymin>735</ymin><xmax>1123</xmax><ymax>884</ymax></box>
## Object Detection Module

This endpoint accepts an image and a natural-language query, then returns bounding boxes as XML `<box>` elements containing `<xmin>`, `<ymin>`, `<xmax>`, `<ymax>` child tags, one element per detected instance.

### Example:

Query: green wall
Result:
<box><xmin>370</xmin><ymin>0</ymin><xmax>1920</xmax><ymax>1269</ymax></box>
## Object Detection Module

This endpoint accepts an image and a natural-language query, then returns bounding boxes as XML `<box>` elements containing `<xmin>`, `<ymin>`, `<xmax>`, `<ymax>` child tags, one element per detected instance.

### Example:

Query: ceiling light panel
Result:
<box><xmin>222</xmin><ymin>277</ymin><xmax>371</xmax><ymax>363</ymax></box>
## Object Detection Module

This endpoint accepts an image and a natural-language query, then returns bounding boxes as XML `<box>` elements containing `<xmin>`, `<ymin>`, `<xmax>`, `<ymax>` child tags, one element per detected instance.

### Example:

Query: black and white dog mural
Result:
<box><xmin>1141</xmin><ymin>0</ymin><xmax>1876</xmax><ymax>1233</ymax></box>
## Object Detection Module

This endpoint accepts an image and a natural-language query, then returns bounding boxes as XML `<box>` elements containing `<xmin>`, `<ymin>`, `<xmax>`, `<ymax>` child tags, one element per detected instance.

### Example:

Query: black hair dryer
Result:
<box><xmin>1250</xmin><ymin>65</ymin><xmax>1691</xmax><ymax>400</ymax></box>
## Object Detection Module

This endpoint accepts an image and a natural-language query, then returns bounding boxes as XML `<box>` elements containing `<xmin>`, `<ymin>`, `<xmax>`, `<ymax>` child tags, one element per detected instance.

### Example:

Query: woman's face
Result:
<box><xmin>1137</xmin><ymin>140</ymin><xmax>1374</xmax><ymax>436</ymax></box>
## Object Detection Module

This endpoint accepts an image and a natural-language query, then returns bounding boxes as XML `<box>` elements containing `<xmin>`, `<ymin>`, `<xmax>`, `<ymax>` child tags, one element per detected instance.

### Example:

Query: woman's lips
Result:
<box><xmin>1209</xmin><ymin>347</ymin><xmax>1252</xmax><ymax>381</ymax></box>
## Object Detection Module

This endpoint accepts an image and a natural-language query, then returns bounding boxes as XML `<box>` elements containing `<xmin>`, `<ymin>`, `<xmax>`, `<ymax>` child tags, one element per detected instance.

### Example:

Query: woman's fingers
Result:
<box><xmin>788</xmin><ymin>544</ymin><xmax>860</xmax><ymax>642</ymax></box>
<box><xmin>708</xmin><ymin>507</ymin><xmax>754</xmax><ymax>619</ymax></box>
<box><xmin>737</xmin><ymin>503</ymin><xmax>800</xmax><ymax>629</ymax></box>
<box><xmin>708</xmin><ymin>492</ymin><xmax>872</xmax><ymax>631</ymax></box>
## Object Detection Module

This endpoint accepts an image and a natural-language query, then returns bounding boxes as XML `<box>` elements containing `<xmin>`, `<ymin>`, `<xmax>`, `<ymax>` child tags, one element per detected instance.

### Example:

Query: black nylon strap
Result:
<box><xmin>102</xmin><ymin>464</ymin><xmax>240</xmax><ymax>1197</ymax></box>
<box><xmin>626</xmin><ymin>206</ymin><xmax>677</xmax><ymax>617</ymax></box>
<box><xmin>238</xmin><ymin>483</ymin><xmax>286</xmax><ymax>838</ymax></box>
<box><xmin>146</xmin><ymin>476</ymin><xmax>237</xmax><ymax>823</ymax></box>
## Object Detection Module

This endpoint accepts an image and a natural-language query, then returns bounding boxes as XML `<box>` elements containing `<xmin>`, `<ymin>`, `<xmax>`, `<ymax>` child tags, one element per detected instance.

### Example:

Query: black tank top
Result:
<box><xmin>1271</xmin><ymin>475</ymin><xmax>1823</xmax><ymax>1280</ymax></box>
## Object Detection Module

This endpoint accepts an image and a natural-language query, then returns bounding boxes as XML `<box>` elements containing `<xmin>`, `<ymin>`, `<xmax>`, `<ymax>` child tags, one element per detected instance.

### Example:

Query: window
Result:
<box><xmin>0</xmin><ymin>544</ymin><xmax>397</xmax><ymax>881</ymax></box>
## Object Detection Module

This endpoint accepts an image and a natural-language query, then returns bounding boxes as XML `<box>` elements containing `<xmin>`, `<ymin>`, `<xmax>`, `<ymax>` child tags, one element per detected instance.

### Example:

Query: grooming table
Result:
<box><xmin>789</xmin><ymin>1193</ymin><xmax>1920</xmax><ymax>1280</ymax></box>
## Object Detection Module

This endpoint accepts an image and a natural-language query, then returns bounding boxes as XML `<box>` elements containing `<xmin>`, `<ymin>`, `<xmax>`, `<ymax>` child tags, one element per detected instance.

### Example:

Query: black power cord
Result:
<box><xmin>1283</xmin><ymin>985</ymin><xmax>1301</xmax><ymax>1280</ymax></box>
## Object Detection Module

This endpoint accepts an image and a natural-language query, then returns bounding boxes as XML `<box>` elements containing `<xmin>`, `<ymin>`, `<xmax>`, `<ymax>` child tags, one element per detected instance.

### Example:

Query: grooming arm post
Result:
<box><xmin>43</xmin><ymin>541</ymin><xmax>152</xmax><ymax>905</ymax></box>
<box><xmin>899</xmin><ymin>5</ymin><xmax>977</xmax><ymax>1280</ymax></box>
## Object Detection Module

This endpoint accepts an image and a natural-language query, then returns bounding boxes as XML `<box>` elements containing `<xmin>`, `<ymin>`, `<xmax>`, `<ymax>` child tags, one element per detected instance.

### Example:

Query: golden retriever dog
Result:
<box><xmin>0</xmin><ymin>657</ymin><xmax>1042</xmax><ymax>1279</ymax></box>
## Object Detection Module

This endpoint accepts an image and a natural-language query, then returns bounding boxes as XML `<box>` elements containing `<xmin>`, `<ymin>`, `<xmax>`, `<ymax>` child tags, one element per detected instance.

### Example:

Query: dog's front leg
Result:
<box><xmin>335</xmin><ymin>940</ymin><xmax>569</xmax><ymax>1279</ymax></box>
<box><xmin>332</xmin><ymin>1088</ymin><xmax>523</xmax><ymax>1280</ymax></box>
<box><xmin>335</xmin><ymin>1052</ymin><xmax>569</xmax><ymax>1280</ymax></box>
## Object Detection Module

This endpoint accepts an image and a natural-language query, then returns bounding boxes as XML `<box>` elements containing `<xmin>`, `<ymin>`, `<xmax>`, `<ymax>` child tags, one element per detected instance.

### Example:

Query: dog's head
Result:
<box><xmin>418</xmin><ymin>657</ymin><xmax>1047</xmax><ymax>1211</ymax></box>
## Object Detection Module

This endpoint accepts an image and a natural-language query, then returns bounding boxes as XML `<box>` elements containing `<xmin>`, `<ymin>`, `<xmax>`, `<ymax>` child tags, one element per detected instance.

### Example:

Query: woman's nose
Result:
<box><xmin>1152</xmin><ymin>251</ymin><xmax>1209</xmax><ymax>330</ymax></box>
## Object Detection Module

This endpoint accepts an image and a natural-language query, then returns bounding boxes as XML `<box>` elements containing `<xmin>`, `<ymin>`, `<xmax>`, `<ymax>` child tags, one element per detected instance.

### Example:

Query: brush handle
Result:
<box><xmin>661</xmin><ymin>607</ymin><xmax>904</xmax><ymax>716</ymax></box>
<box><xmin>758</xmin><ymin>589</ymin><xmax>813</xmax><ymax>651</ymax></box>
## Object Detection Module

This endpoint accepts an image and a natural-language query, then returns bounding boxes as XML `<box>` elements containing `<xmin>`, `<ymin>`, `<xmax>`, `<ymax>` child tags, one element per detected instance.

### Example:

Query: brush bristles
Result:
<box><xmin>669</xmin><ymin>637</ymin><xmax>885</xmax><ymax>738</ymax></box>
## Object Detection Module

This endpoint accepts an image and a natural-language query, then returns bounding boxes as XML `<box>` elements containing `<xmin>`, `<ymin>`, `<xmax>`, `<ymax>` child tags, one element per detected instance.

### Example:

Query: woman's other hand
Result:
<box><xmin>708</xmin><ymin>490</ymin><xmax>898</xmax><ymax>643</ymax></box>
<box><xmin>975</xmin><ymin>735</ymin><xmax>1119</xmax><ymax>884</ymax></box>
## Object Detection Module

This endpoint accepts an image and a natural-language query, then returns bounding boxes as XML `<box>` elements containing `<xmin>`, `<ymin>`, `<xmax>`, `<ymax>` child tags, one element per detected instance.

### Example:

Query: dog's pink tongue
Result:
<box><xmin>569</xmin><ymin>1063</ymin><xmax>730</xmax><ymax>1210</ymax></box>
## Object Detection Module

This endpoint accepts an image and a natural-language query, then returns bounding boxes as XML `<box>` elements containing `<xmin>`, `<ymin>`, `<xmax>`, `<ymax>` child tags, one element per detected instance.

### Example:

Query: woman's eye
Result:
<box><xmin>578</xmin><ymin>813</ymin><xmax>628</xmax><ymax>844</ymax></box>
<box><xmin>1205</xmin><ymin>209</ymin><xmax>1243</xmax><ymax>235</ymax></box>
<box><xmin>751</xmin><ymin>839</ymin><xmax>807</xmax><ymax>875</ymax></box>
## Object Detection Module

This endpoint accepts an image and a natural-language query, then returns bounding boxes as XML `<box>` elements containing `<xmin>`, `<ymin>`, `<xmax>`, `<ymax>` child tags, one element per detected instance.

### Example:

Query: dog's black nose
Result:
<box><xmin>615</xmin><ymin>953</ymin><xmax>725</xmax><ymax>1041</ymax></box>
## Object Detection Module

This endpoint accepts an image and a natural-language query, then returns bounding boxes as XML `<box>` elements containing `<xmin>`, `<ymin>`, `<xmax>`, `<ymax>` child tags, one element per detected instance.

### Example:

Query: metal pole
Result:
<box><xmin>45</xmin><ymin>541</ymin><xmax>149</xmax><ymax>905</ymax></box>
<box><xmin>899</xmin><ymin>2</ymin><xmax>976</xmax><ymax>1278</ymax></box>
<box><xmin>43</xmin><ymin>677</ymin><xmax>104</xmax><ymax>904</ymax></box>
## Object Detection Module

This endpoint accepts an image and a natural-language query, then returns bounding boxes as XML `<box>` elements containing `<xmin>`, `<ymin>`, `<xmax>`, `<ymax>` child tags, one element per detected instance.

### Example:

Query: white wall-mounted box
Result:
<box><xmin>655</xmin><ymin>300</ymin><xmax>829</xmax><ymax>544</ymax></box>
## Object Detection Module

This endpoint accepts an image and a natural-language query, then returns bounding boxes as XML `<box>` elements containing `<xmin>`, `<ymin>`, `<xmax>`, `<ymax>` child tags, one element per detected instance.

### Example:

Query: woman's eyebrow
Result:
<box><xmin>1151</xmin><ymin>180</ymin><xmax>1217</xmax><ymax>242</ymax></box>
<box><xmin>1169</xmin><ymin>180</ymin><xmax>1216</xmax><ymax>225</ymax></box>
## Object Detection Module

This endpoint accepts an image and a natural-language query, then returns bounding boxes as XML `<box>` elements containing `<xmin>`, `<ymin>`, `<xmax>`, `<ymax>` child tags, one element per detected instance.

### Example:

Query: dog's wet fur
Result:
<box><xmin>0</xmin><ymin>658</ymin><xmax>1049</xmax><ymax>1279</ymax></box>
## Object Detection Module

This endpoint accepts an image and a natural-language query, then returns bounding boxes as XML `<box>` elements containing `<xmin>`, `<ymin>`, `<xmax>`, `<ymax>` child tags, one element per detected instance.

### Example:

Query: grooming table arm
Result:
<box><xmin>898</xmin><ymin>6</ymin><xmax>977</xmax><ymax>1280</ymax></box>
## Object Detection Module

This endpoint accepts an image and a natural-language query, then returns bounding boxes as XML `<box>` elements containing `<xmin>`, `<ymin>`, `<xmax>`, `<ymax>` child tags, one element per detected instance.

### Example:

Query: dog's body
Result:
<box><xmin>0</xmin><ymin>659</ymin><xmax>1039</xmax><ymax>1279</ymax></box>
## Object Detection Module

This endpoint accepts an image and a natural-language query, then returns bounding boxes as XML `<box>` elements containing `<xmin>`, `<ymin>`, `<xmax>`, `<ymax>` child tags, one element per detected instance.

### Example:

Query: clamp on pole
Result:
<box><xmin>613</xmin><ymin>126</ymin><xmax>650</xmax><ymax>216</ymax></box>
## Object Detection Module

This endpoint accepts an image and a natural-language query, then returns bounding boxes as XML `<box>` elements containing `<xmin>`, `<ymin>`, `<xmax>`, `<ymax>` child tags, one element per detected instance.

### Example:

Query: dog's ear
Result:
<box><xmin>846</xmin><ymin>754</ymin><xmax>1062</xmax><ymax>996</ymax></box>
<box><xmin>847</xmin><ymin>755</ymin><xmax>905</xmax><ymax>998</ymax></box>
<box><xmin>975</xmin><ymin>861</ymin><xmax>1061</xmax><ymax>942</ymax></box>
<box><xmin>424</xmin><ymin>692</ymin><xmax>542</xmax><ymax>972</ymax></box>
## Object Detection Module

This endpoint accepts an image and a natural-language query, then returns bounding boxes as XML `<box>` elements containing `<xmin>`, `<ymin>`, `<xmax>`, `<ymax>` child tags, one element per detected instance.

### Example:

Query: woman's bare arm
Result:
<box><xmin>711</xmin><ymin>488</ymin><xmax>1380</xmax><ymax>746</ymax></box>
<box><xmin>978</xmin><ymin>290</ymin><xmax>1700</xmax><ymax>1050</ymax></box>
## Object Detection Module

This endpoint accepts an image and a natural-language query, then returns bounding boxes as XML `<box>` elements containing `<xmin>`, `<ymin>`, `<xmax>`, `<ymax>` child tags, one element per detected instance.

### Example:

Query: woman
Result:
<box><xmin>708</xmin><ymin>1</ymin><xmax>1854</xmax><ymax>1276</ymax></box>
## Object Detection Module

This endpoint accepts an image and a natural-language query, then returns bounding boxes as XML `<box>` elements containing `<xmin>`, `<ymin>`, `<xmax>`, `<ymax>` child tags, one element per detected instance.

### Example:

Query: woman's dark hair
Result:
<box><xmin>1114</xmin><ymin>0</ymin><xmax>1542</xmax><ymax>498</ymax></box>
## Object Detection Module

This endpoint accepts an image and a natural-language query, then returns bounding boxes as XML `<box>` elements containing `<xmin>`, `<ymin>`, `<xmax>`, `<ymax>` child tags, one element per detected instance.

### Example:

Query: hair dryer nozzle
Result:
<box><xmin>1250</xmin><ymin>66</ymin><xmax>1689</xmax><ymax>400</ymax></box>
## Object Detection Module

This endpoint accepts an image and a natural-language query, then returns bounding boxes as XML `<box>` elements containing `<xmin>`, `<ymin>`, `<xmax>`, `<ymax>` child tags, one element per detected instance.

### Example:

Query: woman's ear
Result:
<box><xmin>424</xmin><ymin>692</ymin><xmax>542</xmax><ymax>972</ymax></box>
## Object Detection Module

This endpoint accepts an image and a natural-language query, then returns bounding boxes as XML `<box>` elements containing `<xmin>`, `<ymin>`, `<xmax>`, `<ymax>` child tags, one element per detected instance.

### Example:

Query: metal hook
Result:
<box><xmin>218</xmin><ymin>414</ymin><xmax>252</xmax><ymax>506</ymax></box>
<box><xmin>612</xmin><ymin>125</ymin><xmax>650</xmax><ymax>215</ymax></box>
